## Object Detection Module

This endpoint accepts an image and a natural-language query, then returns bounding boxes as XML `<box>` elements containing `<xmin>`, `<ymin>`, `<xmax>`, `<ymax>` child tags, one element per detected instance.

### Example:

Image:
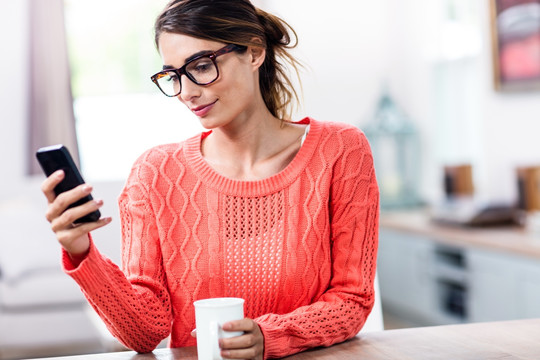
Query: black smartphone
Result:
<box><xmin>36</xmin><ymin>144</ymin><xmax>101</xmax><ymax>224</ymax></box>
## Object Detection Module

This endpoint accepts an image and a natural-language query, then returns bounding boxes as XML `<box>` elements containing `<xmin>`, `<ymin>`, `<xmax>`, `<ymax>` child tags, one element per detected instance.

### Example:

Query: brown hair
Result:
<box><xmin>154</xmin><ymin>0</ymin><xmax>302</xmax><ymax>120</ymax></box>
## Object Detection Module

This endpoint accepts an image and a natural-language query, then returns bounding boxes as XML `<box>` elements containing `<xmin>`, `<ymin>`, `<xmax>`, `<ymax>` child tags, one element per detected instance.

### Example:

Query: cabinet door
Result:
<box><xmin>378</xmin><ymin>229</ymin><xmax>436</xmax><ymax>319</ymax></box>
<box><xmin>515</xmin><ymin>259</ymin><xmax>540</xmax><ymax>319</ymax></box>
<box><xmin>468</xmin><ymin>250</ymin><xmax>519</xmax><ymax>322</ymax></box>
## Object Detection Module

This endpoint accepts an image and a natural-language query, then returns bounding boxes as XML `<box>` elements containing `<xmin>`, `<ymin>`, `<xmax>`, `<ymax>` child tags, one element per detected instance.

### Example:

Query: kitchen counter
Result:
<box><xmin>380</xmin><ymin>209</ymin><xmax>540</xmax><ymax>259</ymax></box>
<box><xmin>39</xmin><ymin>318</ymin><xmax>540</xmax><ymax>359</ymax></box>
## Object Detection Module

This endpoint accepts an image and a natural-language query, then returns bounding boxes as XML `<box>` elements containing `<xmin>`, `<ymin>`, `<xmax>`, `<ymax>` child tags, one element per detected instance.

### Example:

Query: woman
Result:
<box><xmin>41</xmin><ymin>0</ymin><xmax>379</xmax><ymax>359</ymax></box>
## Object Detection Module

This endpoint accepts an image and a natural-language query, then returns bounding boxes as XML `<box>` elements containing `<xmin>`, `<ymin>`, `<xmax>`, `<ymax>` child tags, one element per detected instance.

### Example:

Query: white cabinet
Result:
<box><xmin>378</xmin><ymin>229</ymin><xmax>438</xmax><ymax>323</ymax></box>
<box><xmin>467</xmin><ymin>250</ymin><xmax>520</xmax><ymax>322</ymax></box>
<box><xmin>469</xmin><ymin>249</ymin><xmax>540</xmax><ymax>322</ymax></box>
<box><xmin>518</xmin><ymin>262</ymin><xmax>540</xmax><ymax>319</ymax></box>
<box><xmin>379</xmin><ymin>226</ymin><xmax>540</xmax><ymax>325</ymax></box>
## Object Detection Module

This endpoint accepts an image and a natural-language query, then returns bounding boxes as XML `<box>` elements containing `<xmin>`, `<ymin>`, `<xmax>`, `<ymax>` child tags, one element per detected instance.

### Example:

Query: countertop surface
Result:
<box><xmin>40</xmin><ymin>318</ymin><xmax>540</xmax><ymax>359</ymax></box>
<box><xmin>380</xmin><ymin>209</ymin><xmax>540</xmax><ymax>259</ymax></box>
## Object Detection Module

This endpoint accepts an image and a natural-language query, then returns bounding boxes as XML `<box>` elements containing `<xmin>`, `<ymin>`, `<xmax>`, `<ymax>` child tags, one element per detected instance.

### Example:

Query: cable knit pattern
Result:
<box><xmin>63</xmin><ymin>118</ymin><xmax>379</xmax><ymax>359</ymax></box>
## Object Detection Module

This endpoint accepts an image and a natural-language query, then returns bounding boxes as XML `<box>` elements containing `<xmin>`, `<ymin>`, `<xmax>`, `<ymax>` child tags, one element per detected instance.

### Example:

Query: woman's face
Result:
<box><xmin>158</xmin><ymin>33</ymin><xmax>263</xmax><ymax>130</ymax></box>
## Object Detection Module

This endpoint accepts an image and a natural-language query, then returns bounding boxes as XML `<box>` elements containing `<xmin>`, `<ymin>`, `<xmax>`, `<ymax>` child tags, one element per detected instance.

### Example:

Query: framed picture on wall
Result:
<box><xmin>490</xmin><ymin>0</ymin><xmax>540</xmax><ymax>91</ymax></box>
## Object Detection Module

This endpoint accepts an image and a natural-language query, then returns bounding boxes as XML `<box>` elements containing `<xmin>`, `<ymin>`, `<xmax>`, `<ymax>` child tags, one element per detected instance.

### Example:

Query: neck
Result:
<box><xmin>201</xmin><ymin>111</ymin><xmax>306</xmax><ymax>181</ymax></box>
<box><xmin>207</xmin><ymin>111</ymin><xmax>284</xmax><ymax>165</ymax></box>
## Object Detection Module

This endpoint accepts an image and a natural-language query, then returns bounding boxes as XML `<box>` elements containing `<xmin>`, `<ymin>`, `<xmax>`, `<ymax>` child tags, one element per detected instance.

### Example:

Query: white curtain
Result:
<box><xmin>27</xmin><ymin>0</ymin><xmax>79</xmax><ymax>175</ymax></box>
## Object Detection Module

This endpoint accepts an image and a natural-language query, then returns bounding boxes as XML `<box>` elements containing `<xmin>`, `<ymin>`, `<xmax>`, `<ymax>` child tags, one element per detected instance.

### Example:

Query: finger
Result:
<box><xmin>68</xmin><ymin>217</ymin><xmax>112</xmax><ymax>238</ymax></box>
<box><xmin>219</xmin><ymin>319</ymin><xmax>263</xmax><ymax>359</ymax></box>
<box><xmin>41</xmin><ymin>170</ymin><xmax>65</xmax><ymax>203</ymax></box>
<box><xmin>191</xmin><ymin>329</ymin><xmax>197</xmax><ymax>338</ymax></box>
<box><xmin>51</xmin><ymin>199</ymin><xmax>104</xmax><ymax>231</ymax></box>
<box><xmin>222</xmin><ymin>318</ymin><xmax>256</xmax><ymax>332</ymax></box>
<box><xmin>220</xmin><ymin>333</ymin><xmax>257</xmax><ymax>350</ymax></box>
<box><xmin>46</xmin><ymin>184</ymin><xmax>93</xmax><ymax>222</ymax></box>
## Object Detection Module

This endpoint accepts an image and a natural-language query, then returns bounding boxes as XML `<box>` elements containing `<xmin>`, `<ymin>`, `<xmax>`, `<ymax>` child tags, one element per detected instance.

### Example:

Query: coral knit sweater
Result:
<box><xmin>63</xmin><ymin>118</ymin><xmax>379</xmax><ymax>359</ymax></box>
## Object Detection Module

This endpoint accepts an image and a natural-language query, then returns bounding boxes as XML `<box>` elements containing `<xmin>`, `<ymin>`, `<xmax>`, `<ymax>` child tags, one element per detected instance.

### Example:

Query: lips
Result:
<box><xmin>191</xmin><ymin>100</ymin><xmax>217</xmax><ymax>117</ymax></box>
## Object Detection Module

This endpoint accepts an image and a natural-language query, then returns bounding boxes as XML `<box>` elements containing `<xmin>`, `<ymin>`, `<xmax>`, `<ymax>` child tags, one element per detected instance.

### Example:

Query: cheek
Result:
<box><xmin>220</xmin><ymin>68</ymin><xmax>257</xmax><ymax>103</ymax></box>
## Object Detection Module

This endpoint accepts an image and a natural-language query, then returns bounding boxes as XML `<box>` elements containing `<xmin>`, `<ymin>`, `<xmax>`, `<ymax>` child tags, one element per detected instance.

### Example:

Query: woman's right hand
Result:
<box><xmin>41</xmin><ymin>169</ymin><xmax>112</xmax><ymax>258</ymax></box>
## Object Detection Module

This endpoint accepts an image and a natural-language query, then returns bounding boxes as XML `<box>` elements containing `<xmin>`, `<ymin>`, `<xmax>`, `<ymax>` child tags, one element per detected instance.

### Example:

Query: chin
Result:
<box><xmin>198</xmin><ymin>116</ymin><xmax>225</xmax><ymax>130</ymax></box>
<box><xmin>198</xmin><ymin>113</ymin><xmax>236</xmax><ymax>130</ymax></box>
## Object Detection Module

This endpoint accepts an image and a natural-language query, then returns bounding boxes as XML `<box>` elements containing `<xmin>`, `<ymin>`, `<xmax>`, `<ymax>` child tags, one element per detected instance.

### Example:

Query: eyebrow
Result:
<box><xmin>162</xmin><ymin>49</ymin><xmax>214</xmax><ymax>70</ymax></box>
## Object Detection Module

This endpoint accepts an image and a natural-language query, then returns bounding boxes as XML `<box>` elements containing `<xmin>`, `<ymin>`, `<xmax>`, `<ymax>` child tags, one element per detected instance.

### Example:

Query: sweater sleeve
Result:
<box><xmin>256</xmin><ymin>128</ymin><xmax>380</xmax><ymax>359</ymax></box>
<box><xmin>63</xmin><ymin>153</ymin><xmax>173</xmax><ymax>353</ymax></box>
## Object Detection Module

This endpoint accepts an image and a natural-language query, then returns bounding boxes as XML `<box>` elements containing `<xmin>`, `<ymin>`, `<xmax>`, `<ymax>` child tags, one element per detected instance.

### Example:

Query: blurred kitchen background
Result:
<box><xmin>2</xmin><ymin>0</ymin><xmax>540</xmax><ymax>359</ymax></box>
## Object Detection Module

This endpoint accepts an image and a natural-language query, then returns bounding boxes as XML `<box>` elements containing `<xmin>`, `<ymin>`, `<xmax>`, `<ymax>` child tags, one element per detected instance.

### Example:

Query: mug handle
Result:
<box><xmin>210</xmin><ymin>321</ymin><xmax>221</xmax><ymax>360</ymax></box>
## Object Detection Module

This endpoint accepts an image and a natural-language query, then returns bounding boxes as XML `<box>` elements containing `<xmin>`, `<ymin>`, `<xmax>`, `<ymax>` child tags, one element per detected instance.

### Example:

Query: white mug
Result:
<box><xmin>194</xmin><ymin>297</ymin><xmax>245</xmax><ymax>360</ymax></box>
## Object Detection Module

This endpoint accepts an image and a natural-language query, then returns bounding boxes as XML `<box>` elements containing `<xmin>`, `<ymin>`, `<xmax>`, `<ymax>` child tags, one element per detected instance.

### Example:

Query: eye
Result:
<box><xmin>165</xmin><ymin>72</ymin><xmax>179</xmax><ymax>83</ymax></box>
<box><xmin>194</xmin><ymin>63</ymin><xmax>212</xmax><ymax>72</ymax></box>
<box><xmin>188</xmin><ymin>58</ymin><xmax>214</xmax><ymax>74</ymax></box>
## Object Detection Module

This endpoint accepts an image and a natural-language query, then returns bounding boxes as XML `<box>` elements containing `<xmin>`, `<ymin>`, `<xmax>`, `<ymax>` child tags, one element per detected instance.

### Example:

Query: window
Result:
<box><xmin>64</xmin><ymin>0</ymin><xmax>203</xmax><ymax>181</ymax></box>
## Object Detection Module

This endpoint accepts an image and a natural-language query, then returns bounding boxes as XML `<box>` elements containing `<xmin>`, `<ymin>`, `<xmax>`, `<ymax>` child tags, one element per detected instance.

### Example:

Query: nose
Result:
<box><xmin>178</xmin><ymin>75</ymin><xmax>201</xmax><ymax>102</ymax></box>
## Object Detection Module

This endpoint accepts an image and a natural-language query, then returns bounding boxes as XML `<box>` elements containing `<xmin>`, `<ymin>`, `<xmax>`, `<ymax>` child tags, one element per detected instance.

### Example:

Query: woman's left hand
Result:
<box><xmin>220</xmin><ymin>318</ymin><xmax>264</xmax><ymax>360</ymax></box>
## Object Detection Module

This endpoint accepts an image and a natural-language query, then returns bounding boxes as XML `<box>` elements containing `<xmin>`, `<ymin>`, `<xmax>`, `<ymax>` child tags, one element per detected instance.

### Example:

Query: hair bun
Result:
<box><xmin>256</xmin><ymin>8</ymin><xmax>292</xmax><ymax>47</ymax></box>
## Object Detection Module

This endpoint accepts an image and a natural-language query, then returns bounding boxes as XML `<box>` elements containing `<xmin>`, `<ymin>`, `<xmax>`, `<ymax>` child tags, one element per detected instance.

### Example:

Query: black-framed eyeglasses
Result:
<box><xmin>150</xmin><ymin>44</ymin><xmax>245</xmax><ymax>97</ymax></box>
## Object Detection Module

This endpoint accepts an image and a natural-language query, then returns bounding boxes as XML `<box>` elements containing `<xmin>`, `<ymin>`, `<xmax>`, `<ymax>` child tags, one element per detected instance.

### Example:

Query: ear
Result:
<box><xmin>248</xmin><ymin>38</ymin><xmax>266</xmax><ymax>70</ymax></box>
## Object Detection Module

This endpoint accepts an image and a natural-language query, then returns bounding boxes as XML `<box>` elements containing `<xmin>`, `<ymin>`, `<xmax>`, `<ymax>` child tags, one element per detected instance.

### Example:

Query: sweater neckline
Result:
<box><xmin>183</xmin><ymin>117</ymin><xmax>320</xmax><ymax>197</ymax></box>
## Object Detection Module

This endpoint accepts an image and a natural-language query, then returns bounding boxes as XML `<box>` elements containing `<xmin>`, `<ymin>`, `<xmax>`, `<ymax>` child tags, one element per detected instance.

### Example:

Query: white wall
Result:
<box><xmin>477</xmin><ymin>0</ymin><xmax>540</xmax><ymax>202</ymax></box>
<box><xmin>382</xmin><ymin>0</ymin><xmax>540</xmax><ymax>203</ymax></box>
<box><xmin>0</xmin><ymin>0</ymin><xmax>30</xmax><ymax>200</ymax></box>
<box><xmin>262</xmin><ymin>1</ymin><xmax>391</xmax><ymax>126</ymax></box>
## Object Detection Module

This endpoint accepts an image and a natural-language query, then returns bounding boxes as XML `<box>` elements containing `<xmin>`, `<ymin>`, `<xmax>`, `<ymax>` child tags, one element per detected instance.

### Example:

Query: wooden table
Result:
<box><xmin>42</xmin><ymin>318</ymin><xmax>540</xmax><ymax>359</ymax></box>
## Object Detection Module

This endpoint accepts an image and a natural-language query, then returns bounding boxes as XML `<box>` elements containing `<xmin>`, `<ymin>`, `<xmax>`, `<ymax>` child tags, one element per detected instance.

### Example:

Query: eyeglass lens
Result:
<box><xmin>156</xmin><ymin>57</ymin><xmax>218</xmax><ymax>97</ymax></box>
